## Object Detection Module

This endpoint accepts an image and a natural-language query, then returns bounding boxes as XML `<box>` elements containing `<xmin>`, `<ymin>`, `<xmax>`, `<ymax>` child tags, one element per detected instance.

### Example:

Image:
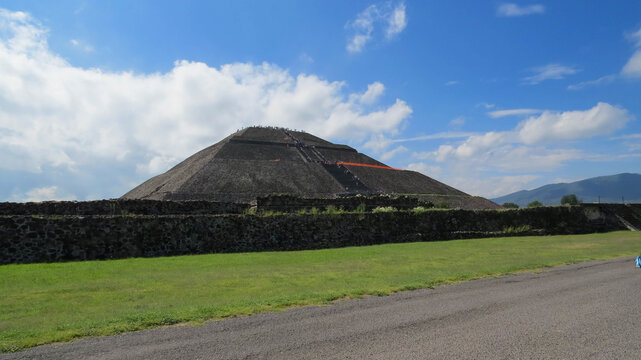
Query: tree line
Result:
<box><xmin>502</xmin><ymin>194</ymin><xmax>580</xmax><ymax>209</ymax></box>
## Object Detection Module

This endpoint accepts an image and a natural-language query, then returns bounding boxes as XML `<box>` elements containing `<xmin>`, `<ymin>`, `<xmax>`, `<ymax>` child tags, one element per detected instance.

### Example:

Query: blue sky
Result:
<box><xmin>0</xmin><ymin>0</ymin><xmax>640</xmax><ymax>201</ymax></box>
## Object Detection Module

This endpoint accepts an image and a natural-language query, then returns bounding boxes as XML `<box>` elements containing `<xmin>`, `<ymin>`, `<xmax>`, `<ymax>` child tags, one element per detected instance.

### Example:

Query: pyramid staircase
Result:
<box><xmin>282</xmin><ymin>129</ymin><xmax>371</xmax><ymax>194</ymax></box>
<box><xmin>617</xmin><ymin>204</ymin><xmax>641</xmax><ymax>231</ymax></box>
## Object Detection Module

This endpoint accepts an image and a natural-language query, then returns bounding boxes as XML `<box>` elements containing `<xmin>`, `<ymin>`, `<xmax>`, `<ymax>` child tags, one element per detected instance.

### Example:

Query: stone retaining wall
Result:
<box><xmin>0</xmin><ymin>199</ymin><xmax>250</xmax><ymax>216</ymax></box>
<box><xmin>256</xmin><ymin>194</ymin><xmax>424</xmax><ymax>212</ymax></box>
<box><xmin>0</xmin><ymin>204</ymin><xmax>629</xmax><ymax>265</ymax></box>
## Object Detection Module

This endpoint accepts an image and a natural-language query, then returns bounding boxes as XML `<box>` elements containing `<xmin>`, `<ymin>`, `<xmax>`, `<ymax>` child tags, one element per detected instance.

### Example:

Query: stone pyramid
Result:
<box><xmin>122</xmin><ymin>127</ymin><xmax>499</xmax><ymax>209</ymax></box>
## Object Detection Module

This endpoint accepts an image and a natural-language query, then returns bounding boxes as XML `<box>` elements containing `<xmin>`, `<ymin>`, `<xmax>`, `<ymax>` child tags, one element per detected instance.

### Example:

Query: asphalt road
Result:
<box><xmin>4</xmin><ymin>257</ymin><xmax>641</xmax><ymax>359</ymax></box>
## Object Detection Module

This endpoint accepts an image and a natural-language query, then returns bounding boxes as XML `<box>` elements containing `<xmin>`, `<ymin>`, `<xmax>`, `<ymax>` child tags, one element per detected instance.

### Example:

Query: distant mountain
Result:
<box><xmin>491</xmin><ymin>173</ymin><xmax>641</xmax><ymax>207</ymax></box>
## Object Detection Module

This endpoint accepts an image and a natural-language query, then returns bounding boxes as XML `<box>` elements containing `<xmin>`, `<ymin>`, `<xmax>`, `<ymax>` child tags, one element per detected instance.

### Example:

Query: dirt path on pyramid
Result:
<box><xmin>5</xmin><ymin>257</ymin><xmax>640</xmax><ymax>360</ymax></box>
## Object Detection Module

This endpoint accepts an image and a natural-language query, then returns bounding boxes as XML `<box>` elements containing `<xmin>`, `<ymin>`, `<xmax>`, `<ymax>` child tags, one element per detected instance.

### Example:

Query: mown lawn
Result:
<box><xmin>1</xmin><ymin>231</ymin><xmax>639</xmax><ymax>352</ymax></box>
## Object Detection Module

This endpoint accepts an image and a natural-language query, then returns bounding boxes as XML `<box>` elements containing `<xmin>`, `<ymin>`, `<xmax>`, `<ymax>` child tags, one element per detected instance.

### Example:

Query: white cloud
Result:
<box><xmin>523</xmin><ymin>64</ymin><xmax>579</xmax><ymax>85</ymax></box>
<box><xmin>620</xmin><ymin>26</ymin><xmax>641</xmax><ymax>78</ymax></box>
<box><xmin>567</xmin><ymin>74</ymin><xmax>617</xmax><ymax>90</ymax></box>
<box><xmin>363</xmin><ymin>131</ymin><xmax>475</xmax><ymax>154</ymax></box>
<box><xmin>450</xmin><ymin>175</ymin><xmax>540</xmax><ymax>197</ymax></box>
<box><xmin>10</xmin><ymin>186</ymin><xmax>76</xmax><ymax>202</ymax></box>
<box><xmin>406</xmin><ymin>162</ymin><xmax>442</xmax><ymax>177</ymax></box>
<box><xmin>552</xmin><ymin>177</ymin><xmax>582</xmax><ymax>184</ymax></box>
<box><xmin>346</xmin><ymin>2</ymin><xmax>407</xmax><ymax>53</ymax></box>
<box><xmin>347</xmin><ymin>34</ymin><xmax>372</xmax><ymax>54</ymax></box>
<box><xmin>418</xmin><ymin>143</ymin><xmax>582</xmax><ymax>173</ymax></box>
<box><xmin>359</xmin><ymin>81</ymin><xmax>385</xmax><ymax>104</ymax></box>
<box><xmin>621</xmin><ymin>49</ymin><xmax>641</xmax><ymax>78</ymax></box>
<box><xmin>476</xmin><ymin>102</ymin><xmax>495</xmax><ymax>109</ymax></box>
<box><xmin>446</xmin><ymin>132</ymin><xmax>507</xmax><ymax>159</ymax></box>
<box><xmin>496</xmin><ymin>3</ymin><xmax>545</xmax><ymax>17</ymax></box>
<box><xmin>386</xmin><ymin>3</ymin><xmax>407</xmax><ymax>38</ymax></box>
<box><xmin>380</xmin><ymin>145</ymin><xmax>407</xmax><ymax>161</ymax></box>
<box><xmin>346</xmin><ymin>5</ymin><xmax>377</xmax><ymax>53</ymax></box>
<box><xmin>298</xmin><ymin>52</ymin><xmax>314</xmax><ymax>64</ymax></box>
<box><xmin>517</xmin><ymin>102</ymin><xmax>631</xmax><ymax>144</ymax></box>
<box><xmin>444</xmin><ymin>80</ymin><xmax>459</xmax><ymax>86</ymax></box>
<box><xmin>406</xmin><ymin>161</ymin><xmax>541</xmax><ymax>197</ymax></box>
<box><xmin>610</xmin><ymin>133</ymin><xmax>641</xmax><ymax>151</ymax></box>
<box><xmin>488</xmin><ymin>108</ymin><xmax>542</xmax><ymax>118</ymax></box>
<box><xmin>453</xmin><ymin>175</ymin><xmax>541</xmax><ymax>198</ymax></box>
<box><xmin>0</xmin><ymin>9</ymin><xmax>412</xmax><ymax>175</ymax></box>
<box><xmin>413</xmin><ymin>103</ymin><xmax>631</xmax><ymax>174</ymax></box>
<box><xmin>612</xmin><ymin>133</ymin><xmax>641</xmax><ymax>140</ymax></box>
<box><xmin>571</xmin><ymin>25</ymin><xmax>641</xmax><ymax>86</ymax></box>
<box><xmin>70</xmin><ymin>38</ymin><xmax>93</xmax><ymax>52</ymax></box>
<box><xmin>626</xmin><ymin>26</ymin><xmax>641</xmax><ymax>47</ymax></box>
<box><xmin>584</xmin><ymin>152</ymin><xmax>641</xmax><ymax>161</ymax></box>
<box><xmin>449</xmin><ymin>116</ymin><xmax>465</xmax><ymax>128</ymax></box>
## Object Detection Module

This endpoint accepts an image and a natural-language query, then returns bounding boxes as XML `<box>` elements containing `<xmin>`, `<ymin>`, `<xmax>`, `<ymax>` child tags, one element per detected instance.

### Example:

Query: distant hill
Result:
<box><xmin>491</xmin><ymin>173</ymin><xmax>641</xmax><ymax>207</ymax></box>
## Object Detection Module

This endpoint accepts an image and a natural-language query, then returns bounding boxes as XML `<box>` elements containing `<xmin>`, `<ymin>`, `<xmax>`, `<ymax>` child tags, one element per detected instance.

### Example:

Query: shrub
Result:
<box><xmin>411</xmin><ymin>206</ymin><xmax>428</xmax><ymax>214</ymax></box>
<box><xmin>502</xmin><ymin>202</ymin><xmax>519</xmax><ymax>209</ymax></box>
<box><xmin>324</xmin><ymin>205</ymin><xmax>345</xmax><ymax>215</ymax></box>
<box><xmin>372</xmin><ymin>206</ymin><xmax>397</xmax><ymax>213</ymax></box>
<box><xmin>435</xmin><ymin>201</ymin><xmax>450</xmax><ymax>209</ymax></box>
<box><xmin>418</xmin><ymin>200</ymin><xmax>434</xmax><ymax>208</ymax></box>
<box><xmin>503</xmin><ymin>225</ymin><xmax>532</xmax><ymax>233</ymax></box>
<box><xmin>560</xmin><ymin>194</ymin><xmax>579</xmax><ymax>205</ymax></box>
<box><xmin>527</xmin><ymin>201</ymin><xmax>543</xmax><ymax>208</ymax></box>
<box><xmin>355</xmin><ymin>203</ymin><xmax>367</xmax><ymax>213</ymax></box>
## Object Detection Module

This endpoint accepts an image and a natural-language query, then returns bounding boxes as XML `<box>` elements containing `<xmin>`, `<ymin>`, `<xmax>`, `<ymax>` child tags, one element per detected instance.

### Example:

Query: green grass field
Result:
<box><xmin>1</xmin><ymin>231</ymin><xmax>640</xmax><ymax>352</ymax></box>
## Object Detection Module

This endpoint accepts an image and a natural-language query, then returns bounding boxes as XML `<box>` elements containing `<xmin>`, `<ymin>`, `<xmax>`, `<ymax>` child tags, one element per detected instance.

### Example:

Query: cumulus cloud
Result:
<box><xmin>413</xmin><ymin>103</ymin><xmax>631</xmax><ymax>172</ymax></box>
<box><xmin>0</xmin><ymin>9</ymin><xmax>412</xmax><ymax>177</ymax></box>
<box><xmin>358</xmin><ymin>81</ymin><xmax>385</xmax><ymax>104</ymax></box>
<box><xmin>496</xmin><ymin>3</ymin><xmax>545</xmax><ymax>17</ymax></box>
<box><xmin>517</xmin><ymin>102</ymin><xmax>631</xmax><ymax>144</ymax></box>
<box><xmin>450</xmin><ymin>175</ymin><xmax>541</xmax><ymax>198</ymax></box>
<box><xmin>488</xmin><ymin>108</ymin><xmax>542</xmax><ymax>118</ymax></box>
<box><xmin>380</xmin><ymin>145</ymin><xmax>407</xmax><ymax>161</ymax></box>
<box><xmin>523</xmin><ymin>64</ymin><xmax>579</xmax><ymax>84</ymax></box>
<box><xmin>406</xmin><ymin>161</ymin><xmax>541</xmax><ymax>198</ymax></box>
<box><xmin>346</xmin><ymin>2</ymin><xmax>407</xmax><ymax>53</ymax></box>
<box><xmin>10</xmin><ymin>186</ymin><xmax>76</xmax><ymax>202</ymax></box>
<box><xmin>417</xmin><ymin>143</ymin><xmax>583</xmax><ymax>172</ymax></box>
<box><xmin>406</xmin><ymin>162</ymin><xmax>442</xmax><ymax>177</ymax></box>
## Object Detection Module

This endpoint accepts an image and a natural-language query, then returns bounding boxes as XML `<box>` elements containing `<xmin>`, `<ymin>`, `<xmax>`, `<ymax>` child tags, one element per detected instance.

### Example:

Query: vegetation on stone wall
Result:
<box><xmin>503</xmin><ymin>202</ymin><xmax>519</xmax><ymax>209</ymax></box>
<box><xmin>527</xmin><ymin>201</ymin><xmax>543</xmax><ymax>208</ymax></box>
<box><xmin>561</xmin><ymin>194</ymin><xmax>580</xmax><ymax>205</ymax></box>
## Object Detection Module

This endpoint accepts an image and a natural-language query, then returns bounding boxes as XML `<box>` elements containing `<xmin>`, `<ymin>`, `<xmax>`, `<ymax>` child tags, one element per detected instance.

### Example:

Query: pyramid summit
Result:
<box><xmin>123</xmin><ymin>127</ymin><xmax>499</xmax><ymax>209</ymax></box>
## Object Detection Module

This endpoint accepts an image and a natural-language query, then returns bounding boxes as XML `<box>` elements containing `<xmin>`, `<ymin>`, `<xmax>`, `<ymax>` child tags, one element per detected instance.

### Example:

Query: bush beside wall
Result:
<box><xmin>256</xmin><ymin>194</ymin><xmax>420</xmax><ymax>212</ymax></box>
